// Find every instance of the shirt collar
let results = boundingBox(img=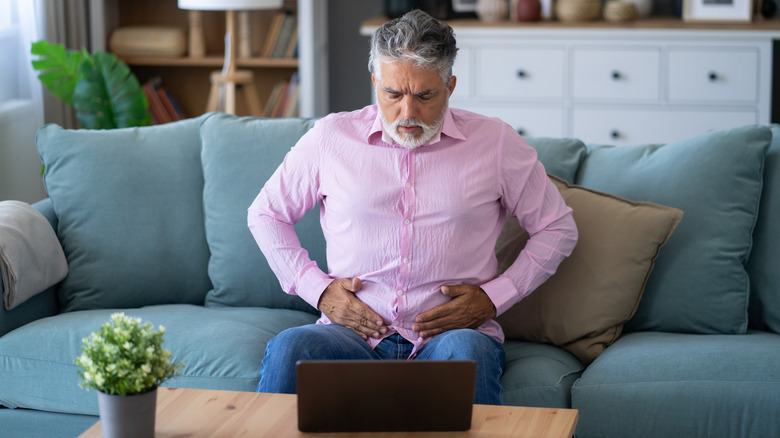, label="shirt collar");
[368,106,467,147]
